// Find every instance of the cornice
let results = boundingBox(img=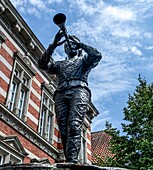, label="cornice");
[0,0,44,56]
[88,102,99,120]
